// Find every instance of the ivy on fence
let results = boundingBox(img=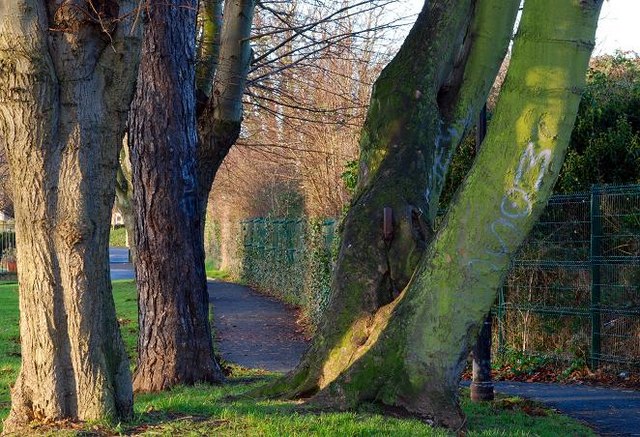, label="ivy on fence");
[235,184,640,368]
[239,217,337,328]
